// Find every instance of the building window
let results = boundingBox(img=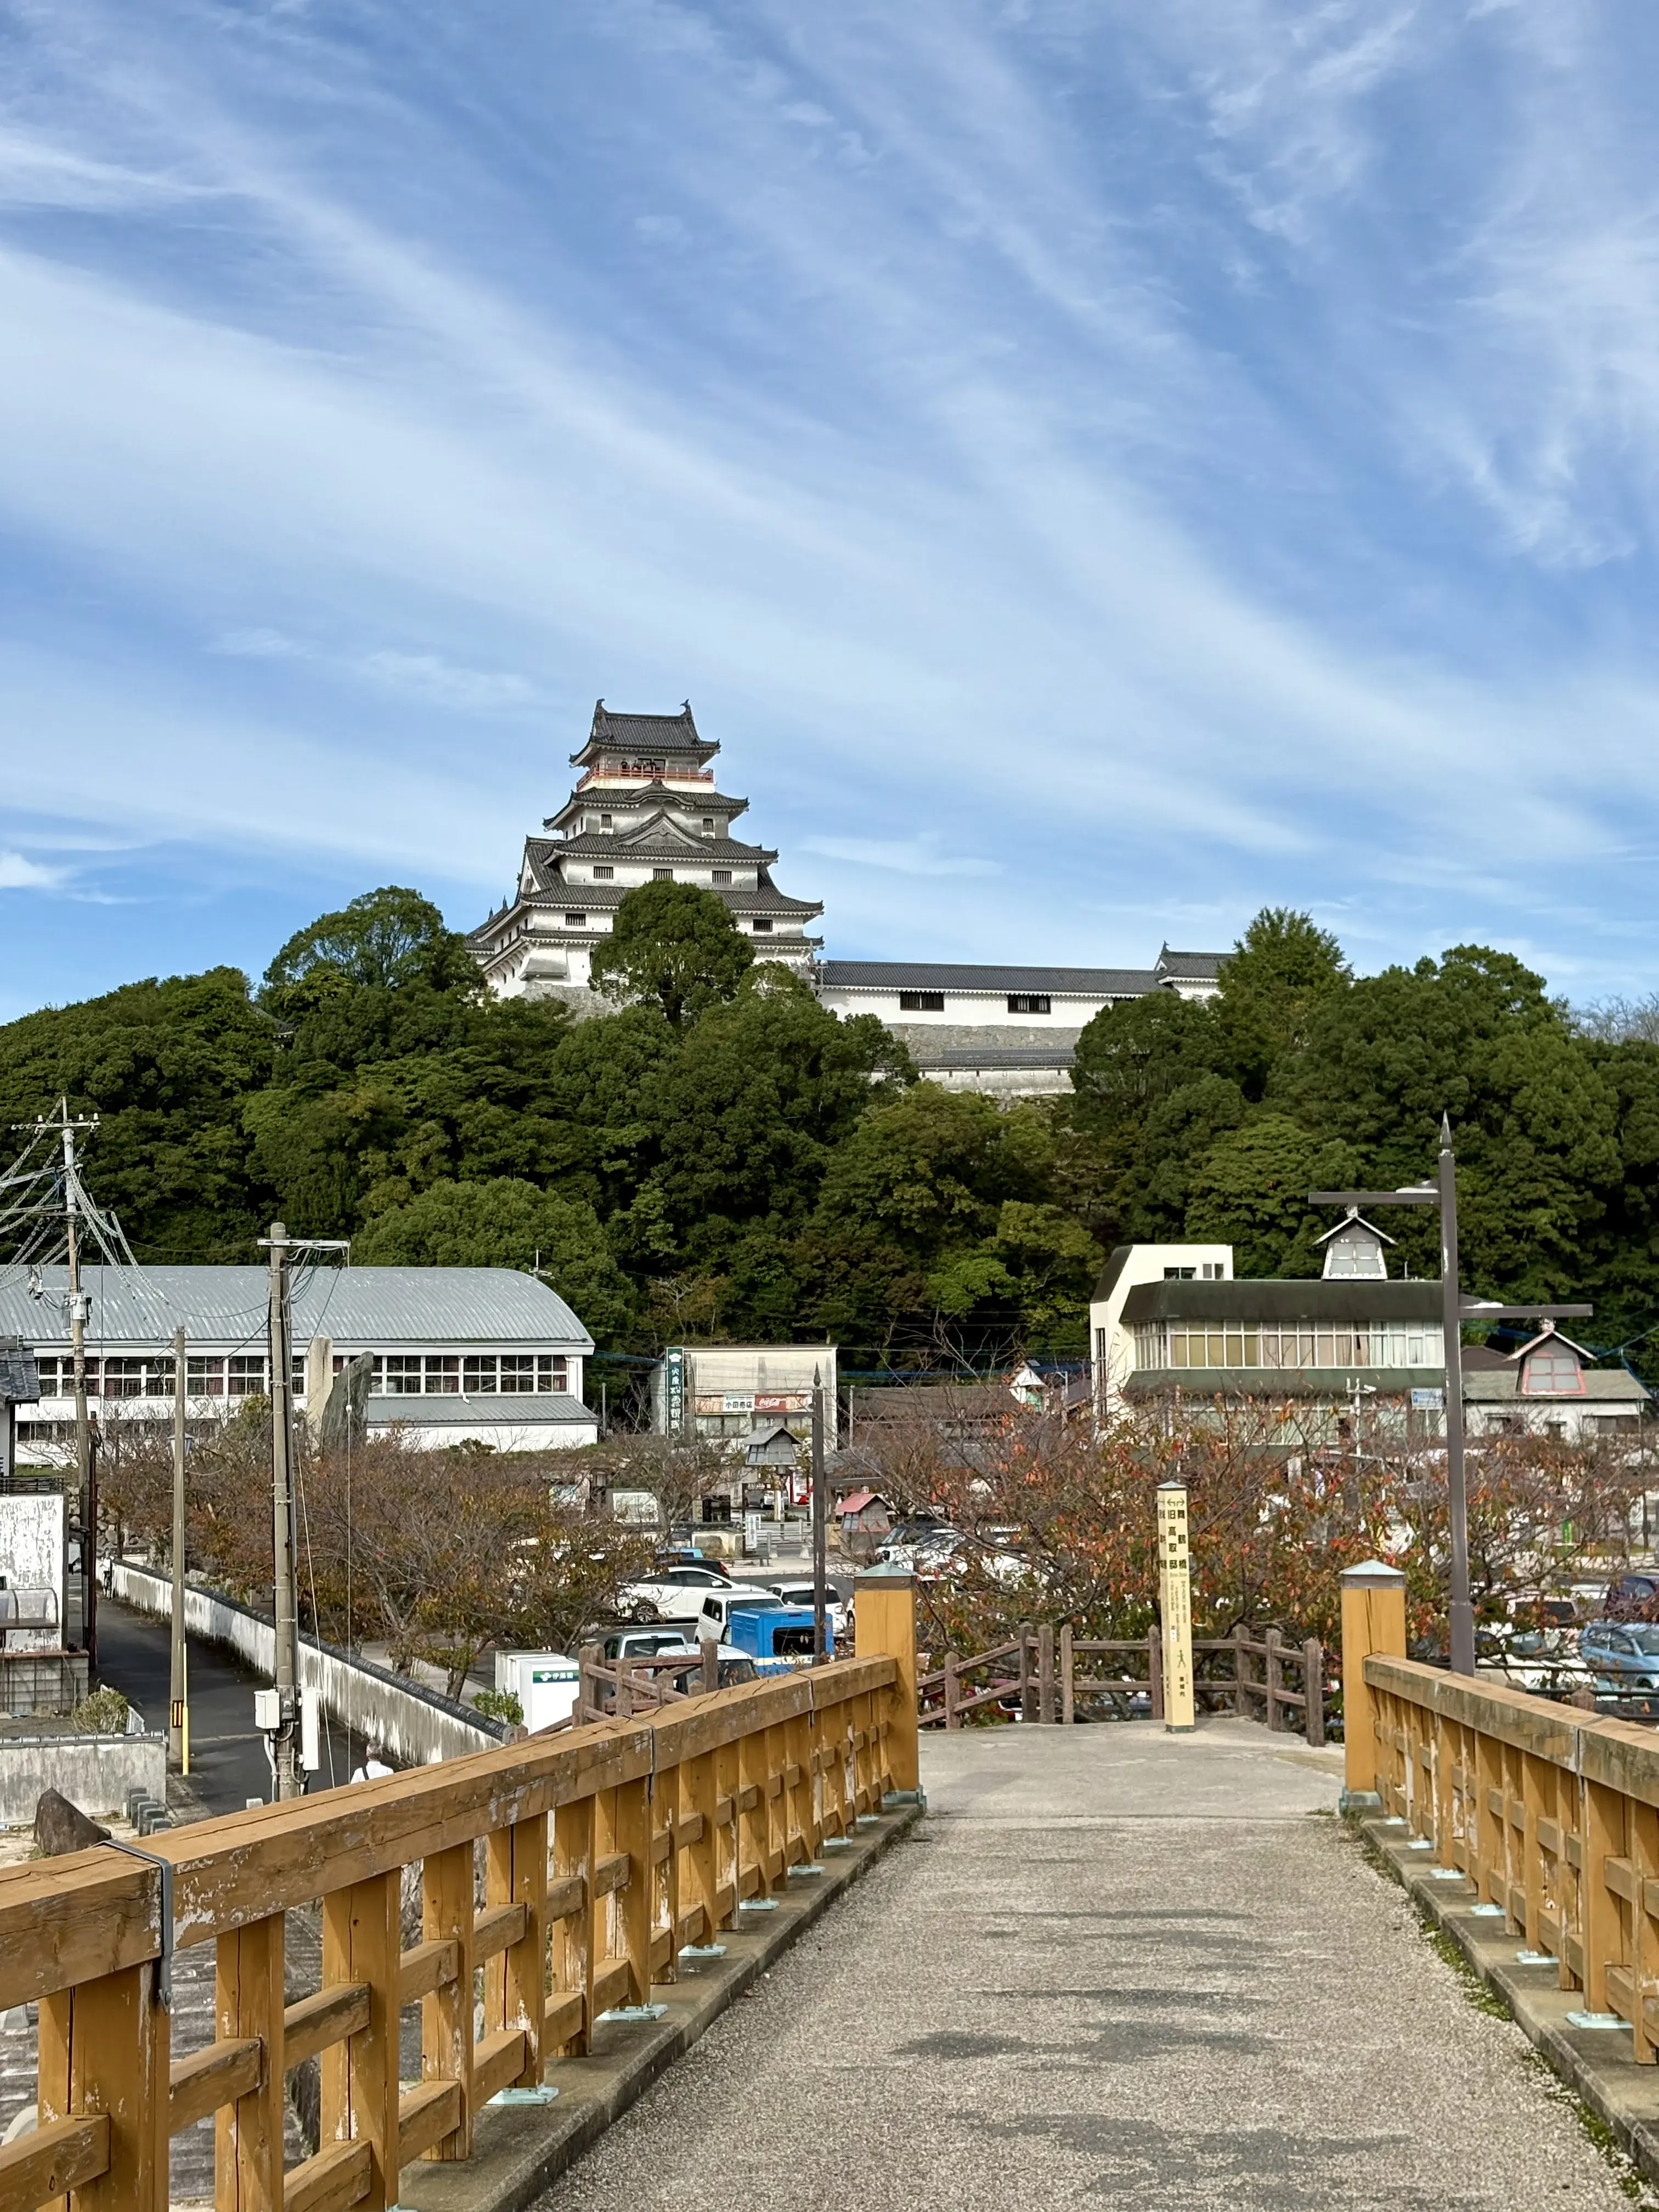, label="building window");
[565,912,586,927]
[1523,1346,1585,1395]
[1164,1266,1196,1280]
[594,865,614,880]
[228,1356,267,1398]
[539,1355,568,1392]
[713,870,731,885]
[752,918,773,933]
[1138,1321,1442,1372]
[601,813,613,827]
[1008,994,1051,1015]
[702,817,714,830]
[499,1355,535,1393]
[654,868,673,880]
[377,1355,423,1396]
[425,1357,461,1395]
[899,991,946,1012]
[1202,1263,1224,1279]
[186,1356,225,1397]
